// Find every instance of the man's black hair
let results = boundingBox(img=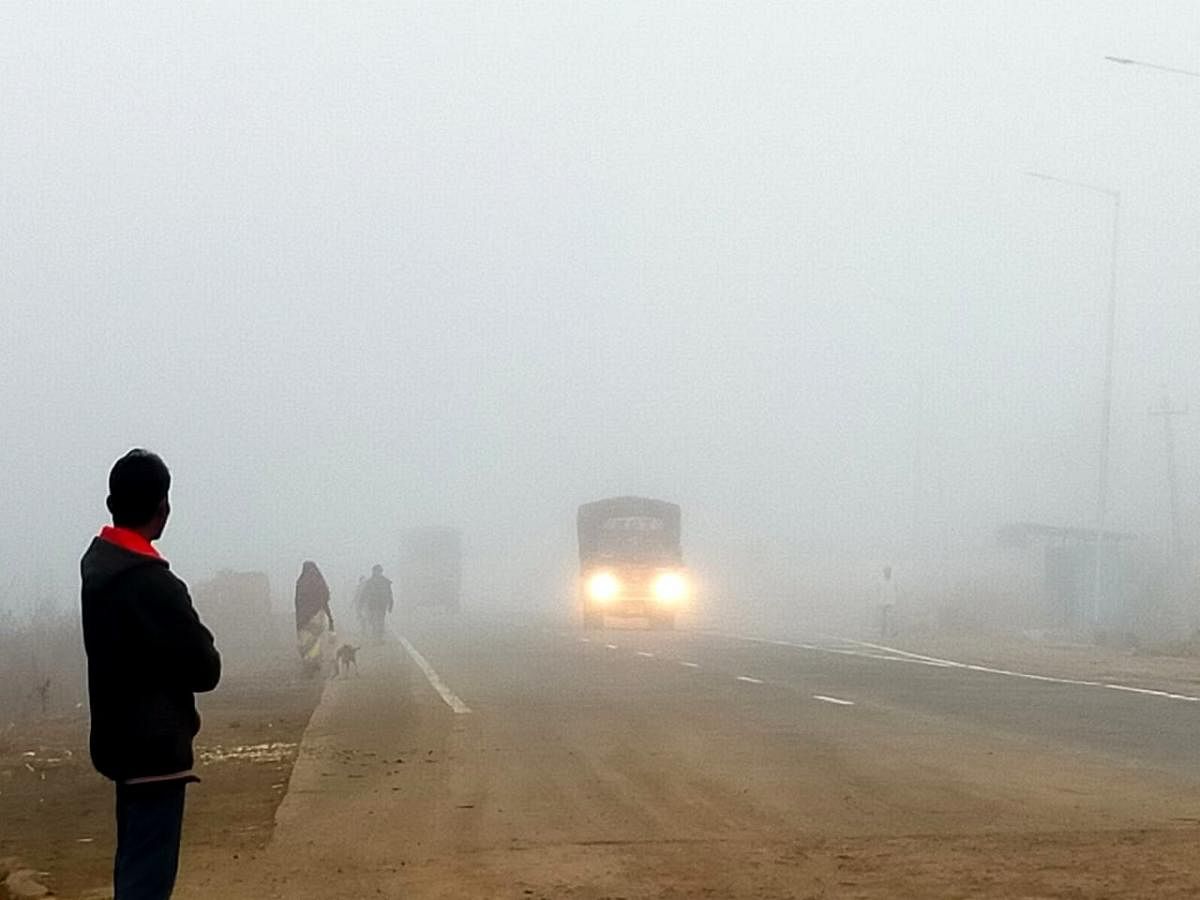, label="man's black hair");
[107,449,171,527]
